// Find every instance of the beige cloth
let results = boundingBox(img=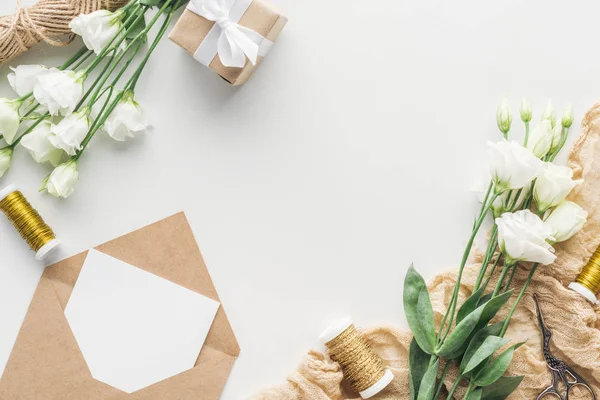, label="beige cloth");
[253,103,600,400]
